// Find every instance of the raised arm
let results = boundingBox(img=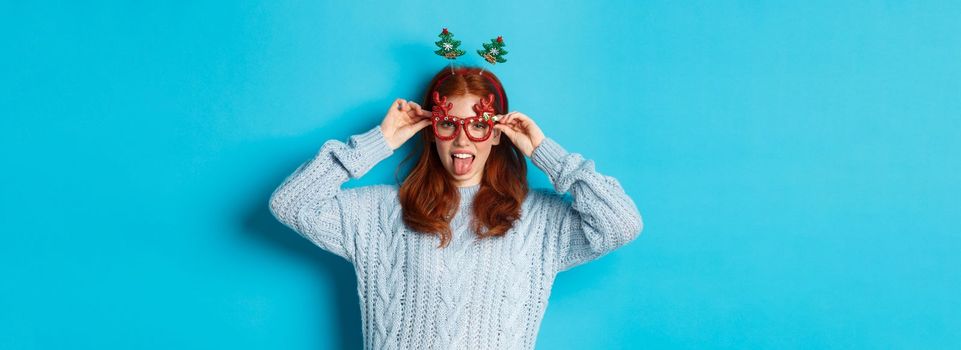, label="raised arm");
[268,124,393,263]
[531,137,644,274]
